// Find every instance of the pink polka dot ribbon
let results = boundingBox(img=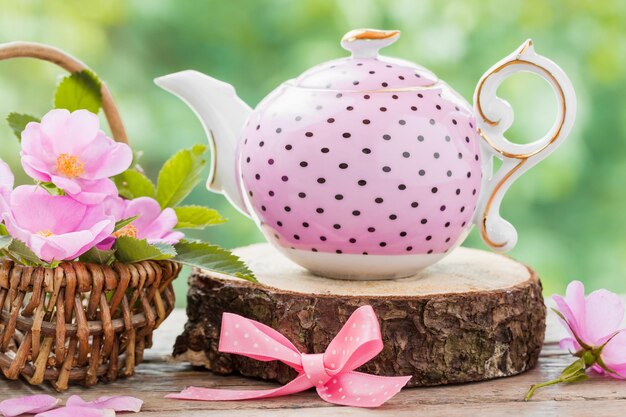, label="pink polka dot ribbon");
[166,305,411,408]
